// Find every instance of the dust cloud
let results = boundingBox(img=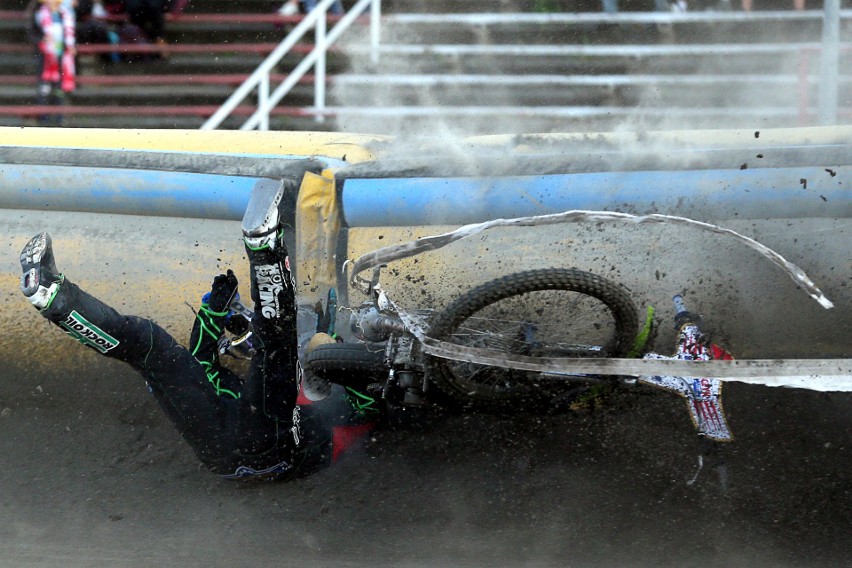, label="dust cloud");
[331,12,827,139]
